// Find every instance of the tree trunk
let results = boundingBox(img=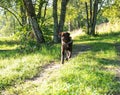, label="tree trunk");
[20,4,27,25]
[53,0,59,43]
[37,0,45,19]
[53,0,69,43]
[85,2,89,34]
[89,0,93,35]
[85,0,98,36]
[23,0,45,43]
[41,1,48,25]
[58,0,69,32]
[91,0,98,35]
